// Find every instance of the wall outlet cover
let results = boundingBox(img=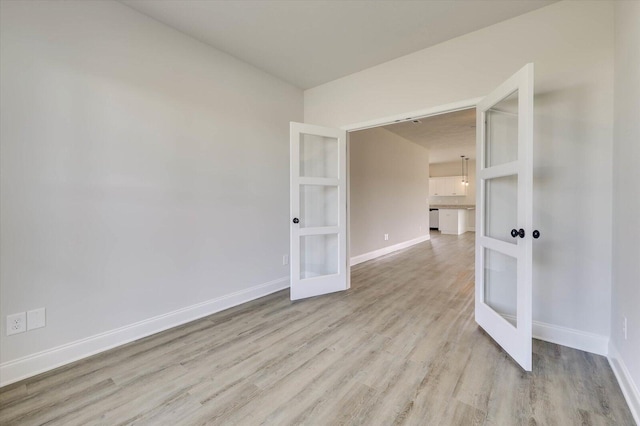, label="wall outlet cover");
[7,312,26,335]
[27,308,46,331]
